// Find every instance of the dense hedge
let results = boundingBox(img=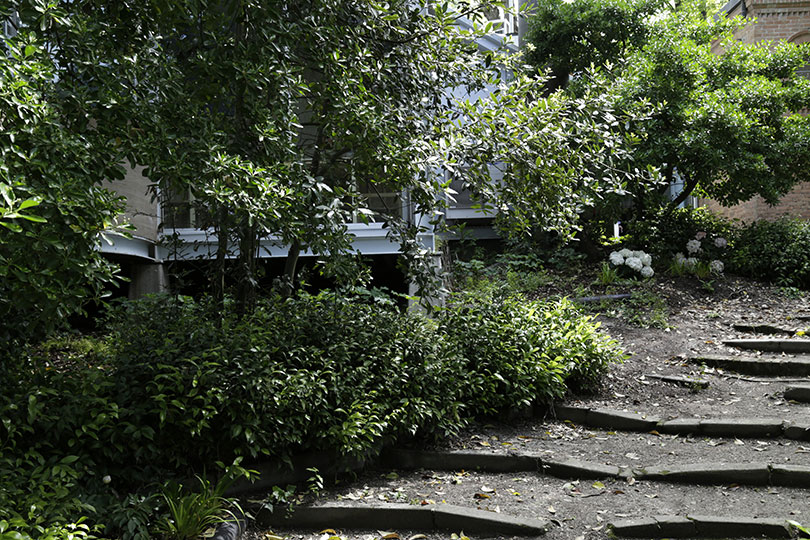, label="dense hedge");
[625,208,810,290]
[626,206,738,260]
[731,217,810,289]
[1,291,623,538]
